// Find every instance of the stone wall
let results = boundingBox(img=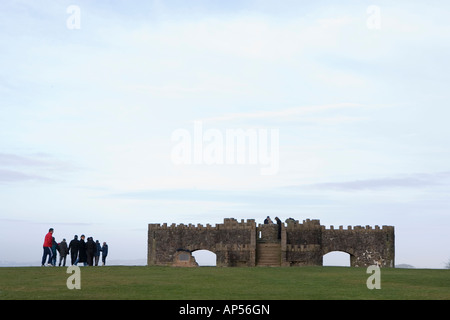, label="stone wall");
[322,225,395,267]
[283,219,323,266]
[148,218,257,267]
[257,224,279,242]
